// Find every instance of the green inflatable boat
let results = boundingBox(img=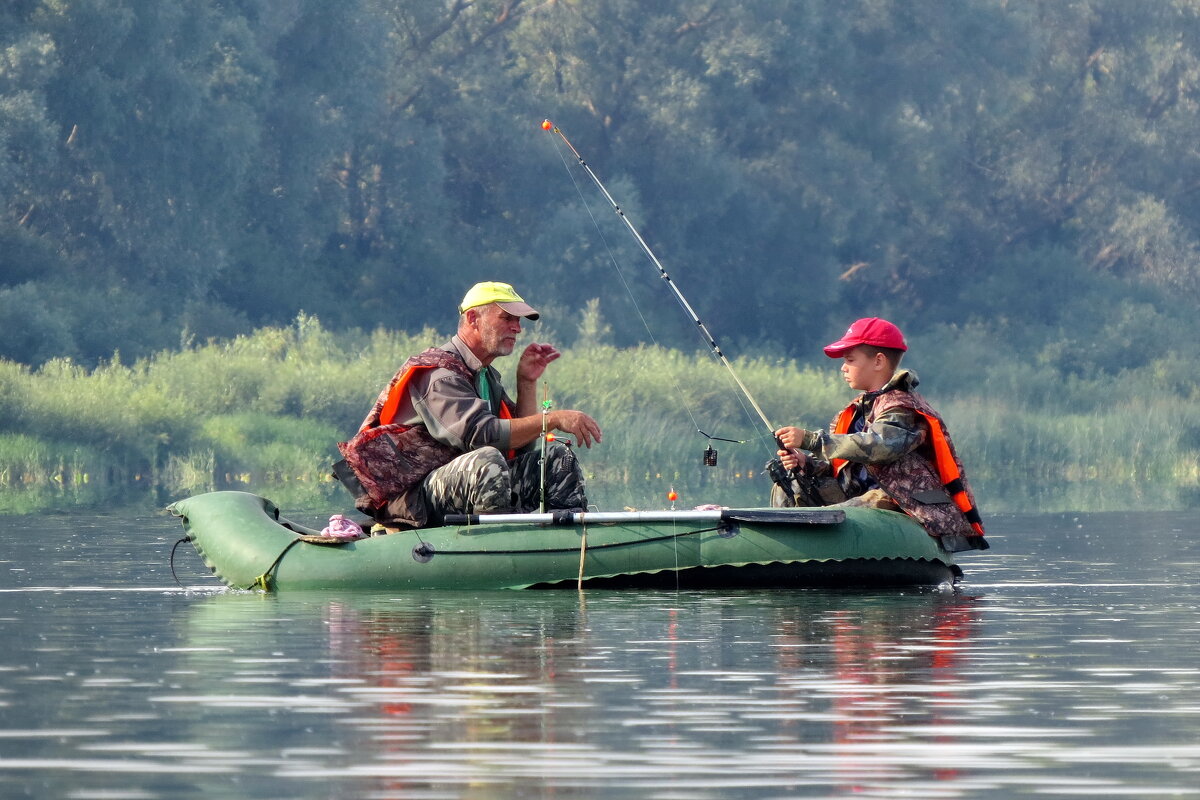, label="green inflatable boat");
[168,491,964,591]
